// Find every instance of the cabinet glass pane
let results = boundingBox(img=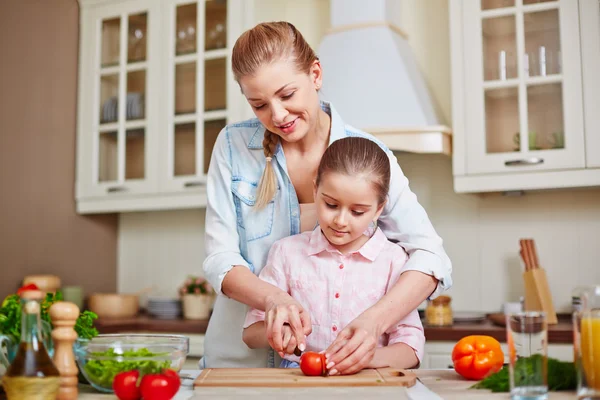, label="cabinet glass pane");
[482,16,517,81]
[99,131,118,182]
[484,87,519,154]
[481,0,514,10]
[101,18,120,67]
[204,119,226,173]
[174,122,196,176]
[125,128,145,179]
[175,62,196,115]
[100,74,119,124]
[205,0,227,51]
[176,3,197,55]
[205,58,226,111]
[127,70,145,121]
[128,13,147,63]
[524,10,561,77]
[527,83,564,150]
